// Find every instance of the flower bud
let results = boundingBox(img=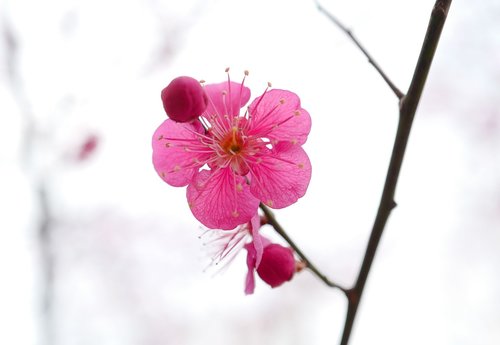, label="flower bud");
[161,76,208,122]
[256,244,295,288]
